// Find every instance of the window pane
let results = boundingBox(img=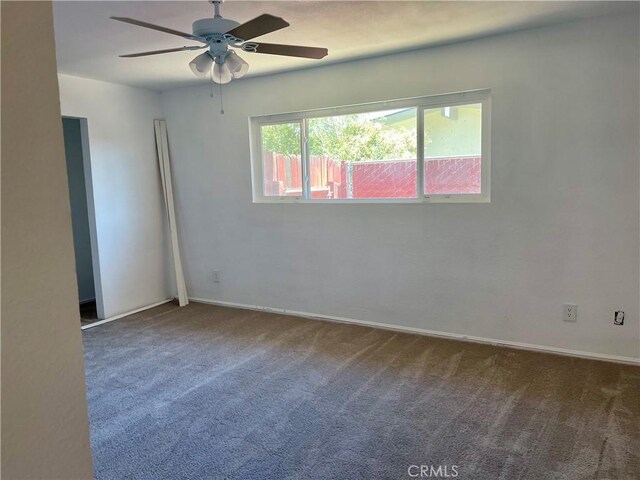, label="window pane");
[261,123,302,197]
[308,108,417,199]
[424,103,482,195]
